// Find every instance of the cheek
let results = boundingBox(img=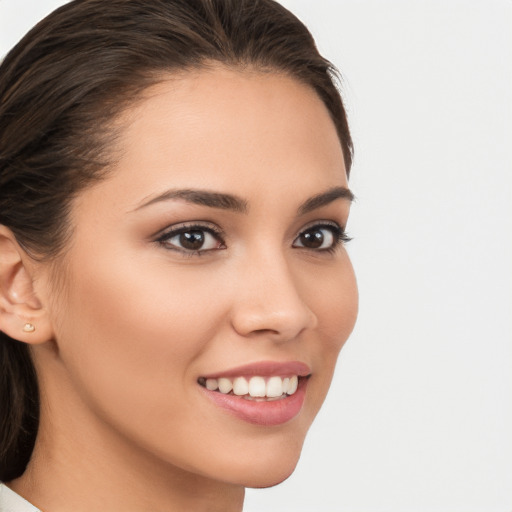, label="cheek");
[327,261,358,354]
[306,251,358,350]
[53,250,229,424]
[303,252,358,399]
